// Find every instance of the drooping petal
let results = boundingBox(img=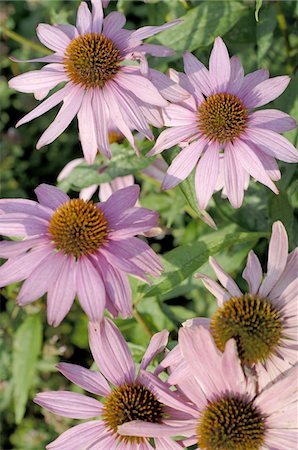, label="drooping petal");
[162,138,206,190]
[259,221,289,297]
[223,143,245,208]
[36,85,84,149]
[76,256,106,321]
[248,109,296,133]
[0,198,52,220]
[209,36,231,92]
[35,184,70,210]
[92,88,111,159]
[129,20,181,41]
[100,185,140,224]
[0,236,46,258]
[148,125,198,156]
[242,250,263,294]
[16,83,73,128]
[243,75,290,108]
[148,69,190,103]
[195,142,219,210]
[77,90,98,164]
[34,391,102,419]
[140,330,169,371]
[76,1,92,35]
[47,254,76,327]
[9,69,68,94]
[163,104,196,127]
[237,68,269,101]
[0,213,48,238]
[36,23,71,53]
[88,318,135,386]
[209,256,242,297]
[57,363,111,396]
[245,128,298,163]
[194,273,230,306]
[108,207,159,239]
[46,421,106,450]
[10,54,63,64]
